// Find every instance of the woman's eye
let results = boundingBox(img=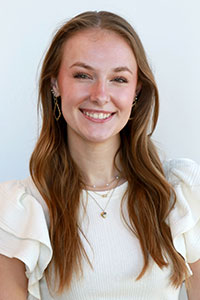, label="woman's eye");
[113,77,128,83]
[73,73,91,79]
